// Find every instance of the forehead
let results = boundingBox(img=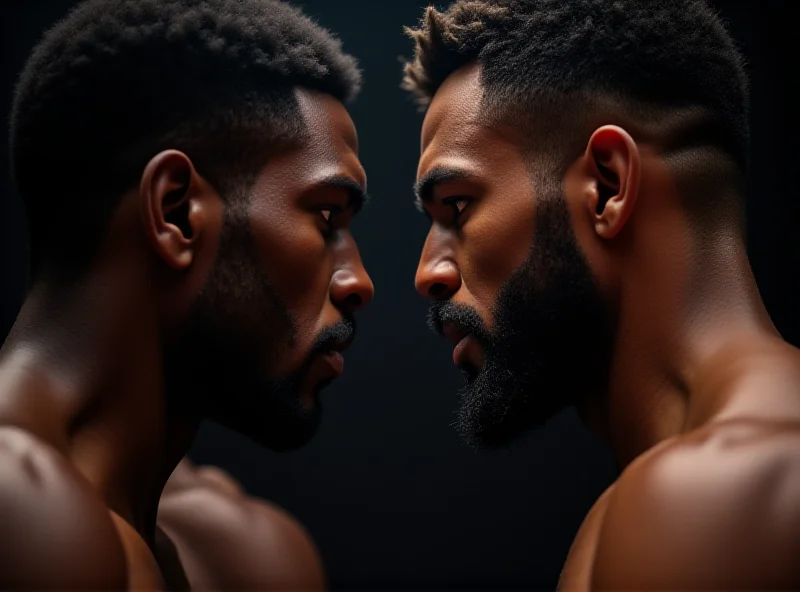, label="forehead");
[295,88,360,161]
[421,63,483,151]
[250,89,365,203]
[418,63,524,179]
